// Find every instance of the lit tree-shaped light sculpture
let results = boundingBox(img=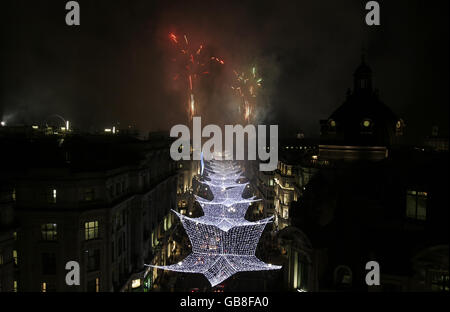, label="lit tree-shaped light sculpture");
[146,160,281,287]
